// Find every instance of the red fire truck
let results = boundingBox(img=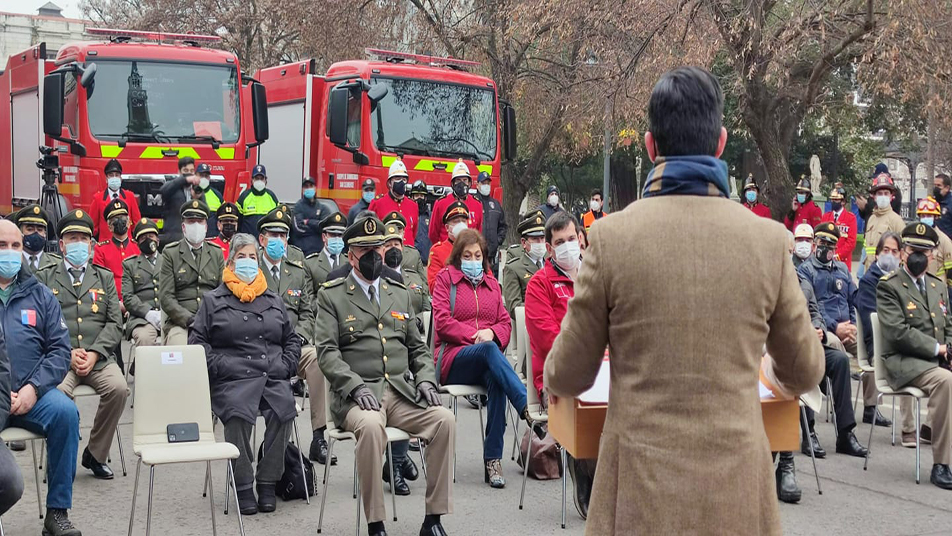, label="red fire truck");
[255,48,516,211]
[0,28,268,227]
